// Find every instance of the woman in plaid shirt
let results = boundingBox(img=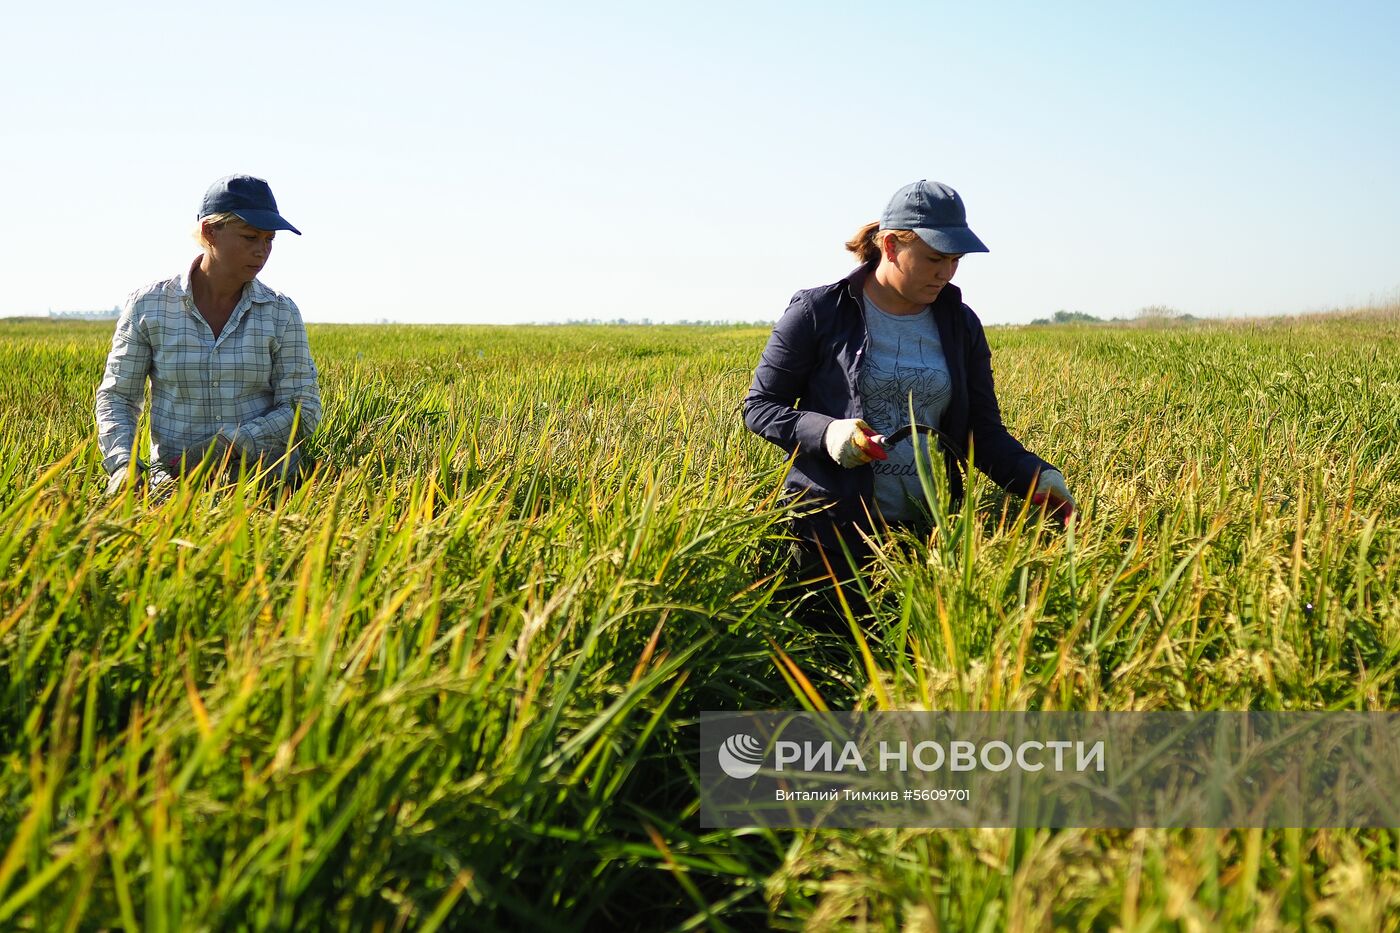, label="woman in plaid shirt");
[96,175,322,493]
